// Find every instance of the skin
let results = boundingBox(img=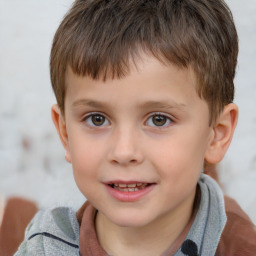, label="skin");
[52,55,238,256]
